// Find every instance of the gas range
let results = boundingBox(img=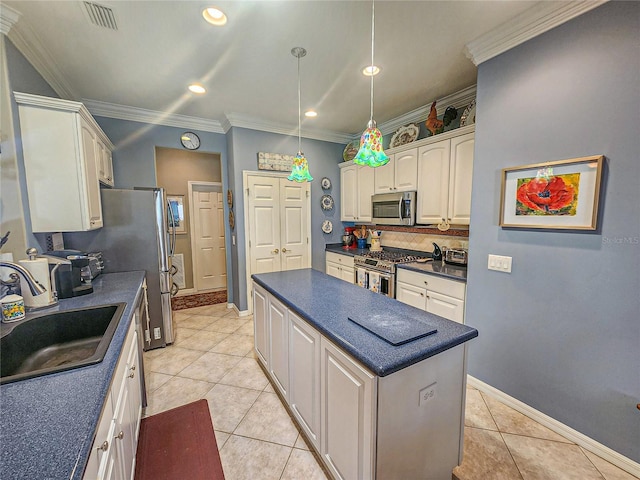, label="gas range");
[354,251,429,274]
